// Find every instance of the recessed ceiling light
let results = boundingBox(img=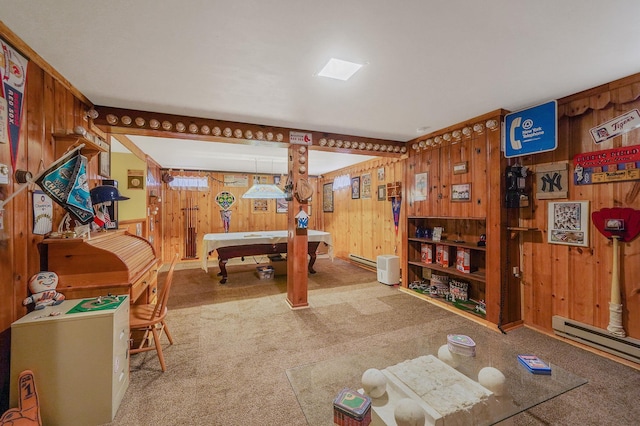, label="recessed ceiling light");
[317,58,363,81]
